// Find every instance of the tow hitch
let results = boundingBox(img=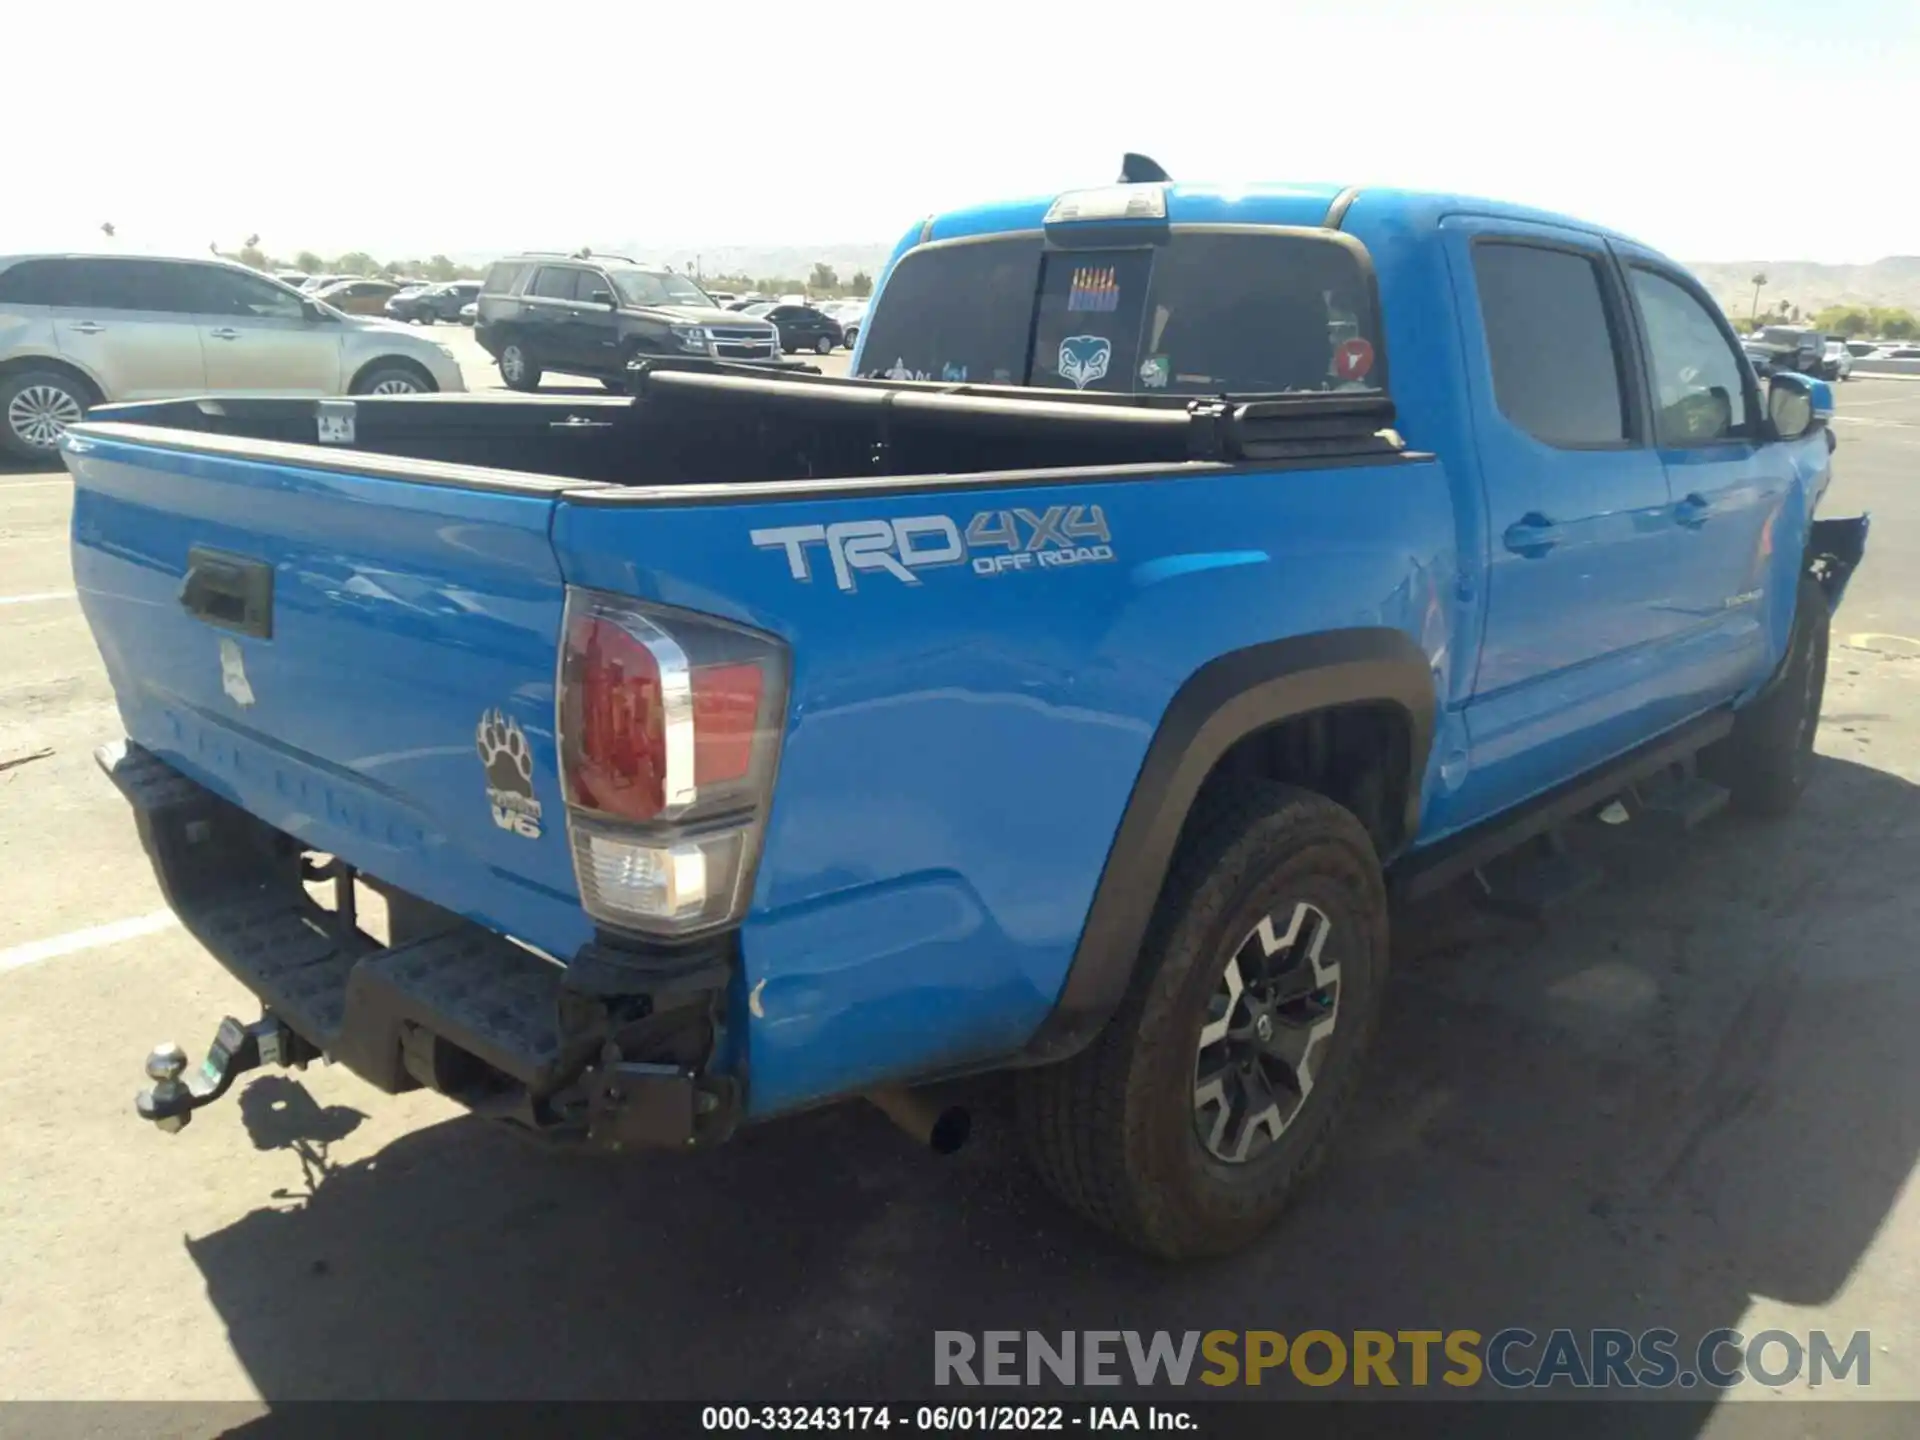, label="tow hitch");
[136,1014,317,1133]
